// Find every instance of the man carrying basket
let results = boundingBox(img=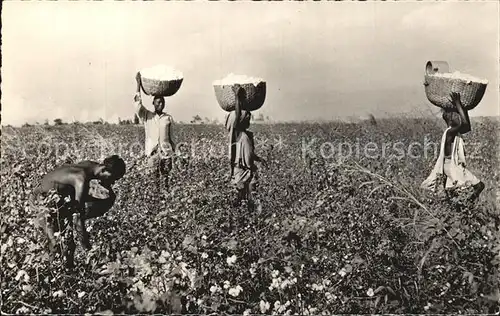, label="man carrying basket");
[134,72,177,194]
[226,84,267,207]
[421,92,485,203]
